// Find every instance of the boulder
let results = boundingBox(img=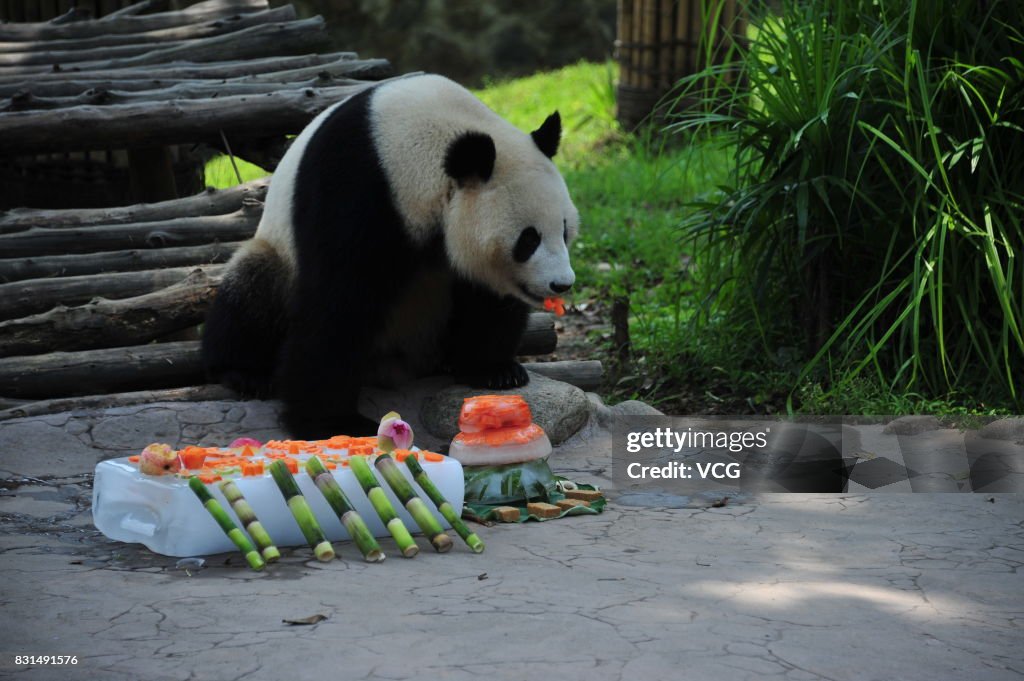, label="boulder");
[420,371,589,445]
